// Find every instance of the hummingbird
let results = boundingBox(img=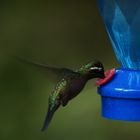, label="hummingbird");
[16,58,105,131]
